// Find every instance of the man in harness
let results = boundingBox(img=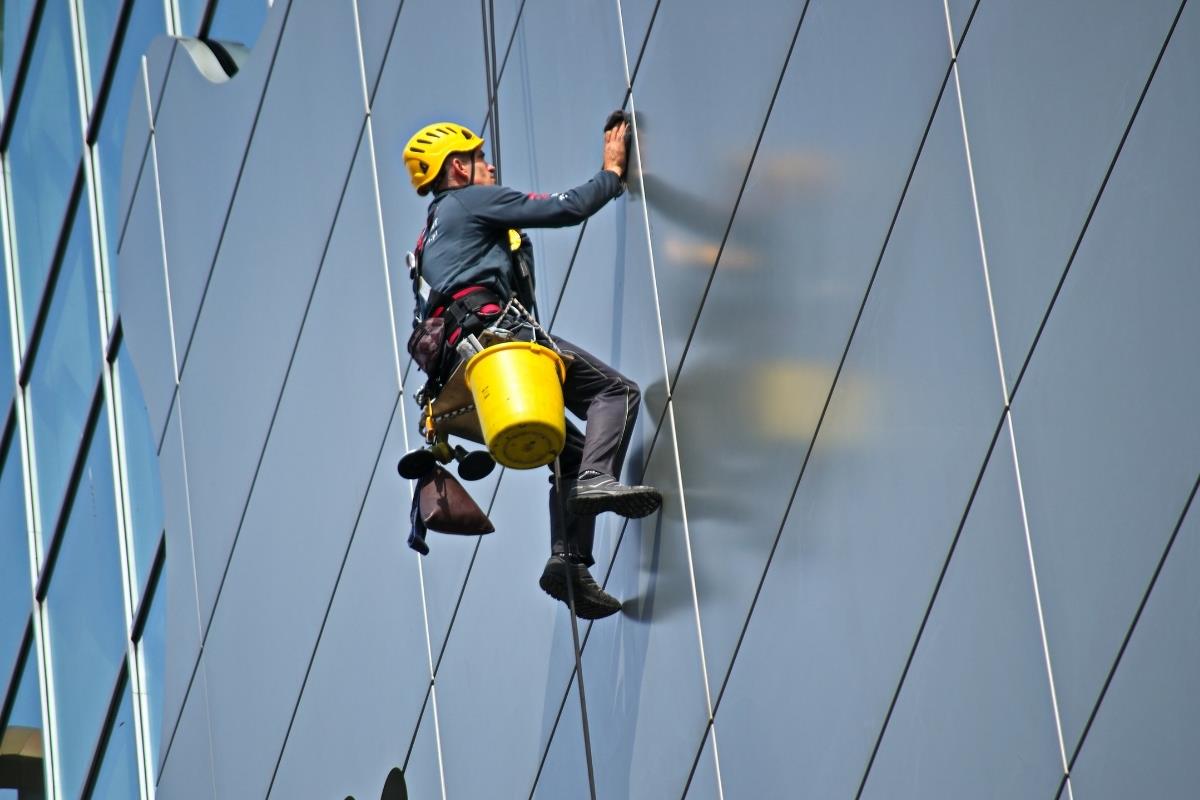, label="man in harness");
[403,118,661,619]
